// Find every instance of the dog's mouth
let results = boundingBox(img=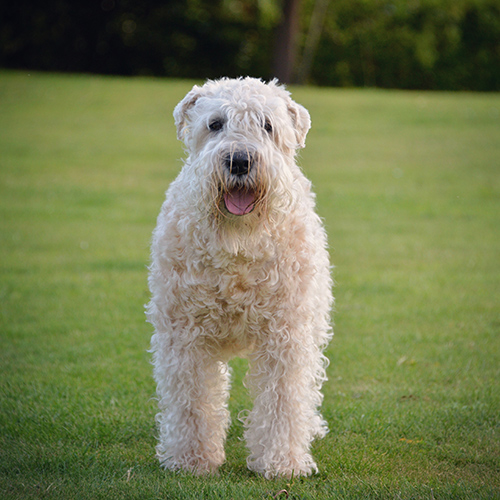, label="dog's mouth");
[223,187,256,216]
